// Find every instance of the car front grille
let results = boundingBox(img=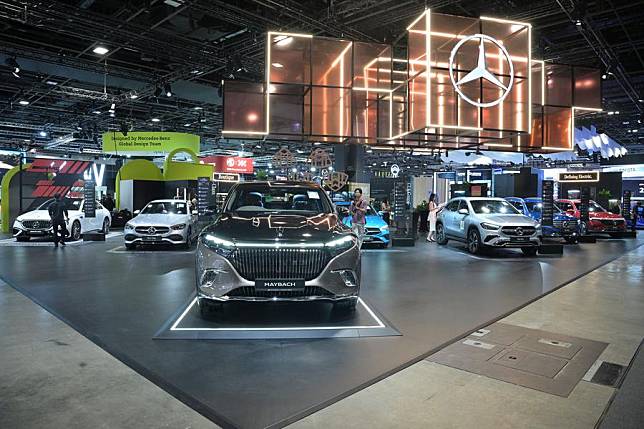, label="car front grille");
[229,248,330,281]
[22,220,51,229]
[553,220,576,229]
[134,226,170,234]
[366,227,381,235]
[501,226,536,236]
[225,286,334,298]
